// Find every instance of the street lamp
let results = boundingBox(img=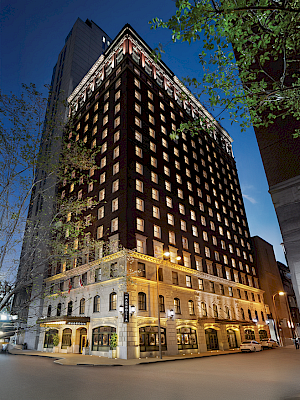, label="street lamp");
[272,291,285,346]
[156,252,181,359]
